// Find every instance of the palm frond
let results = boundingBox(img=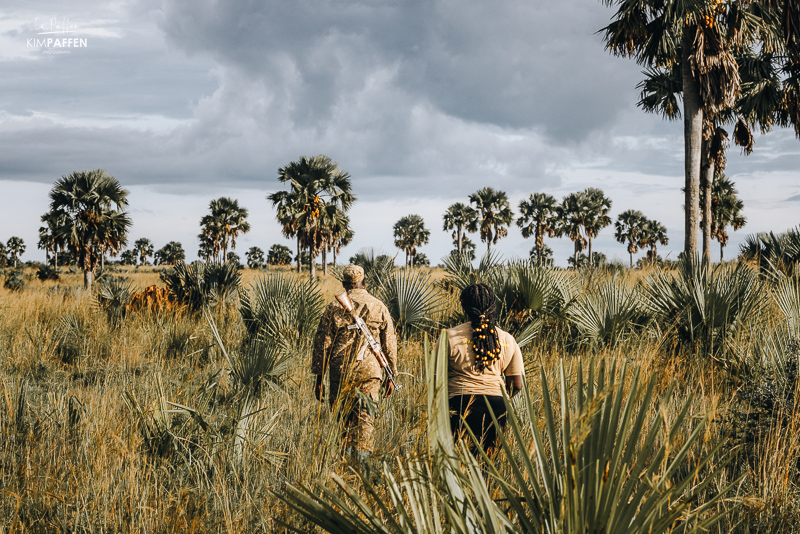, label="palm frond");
[377,269,447,337]
[238,273,324,355]
[568,278,649,347]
